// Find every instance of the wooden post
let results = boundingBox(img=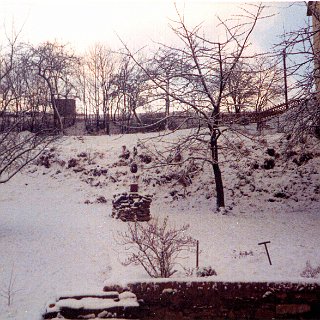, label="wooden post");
[283,49,289,110]
[196,240,199,269]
